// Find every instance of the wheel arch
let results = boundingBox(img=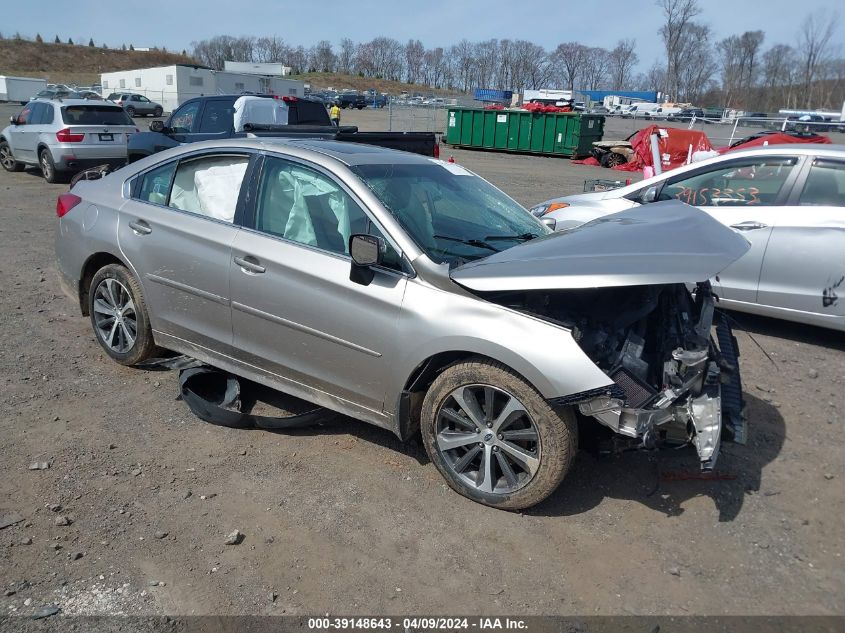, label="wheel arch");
[395,349,550,442]
[78,252,129,316]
